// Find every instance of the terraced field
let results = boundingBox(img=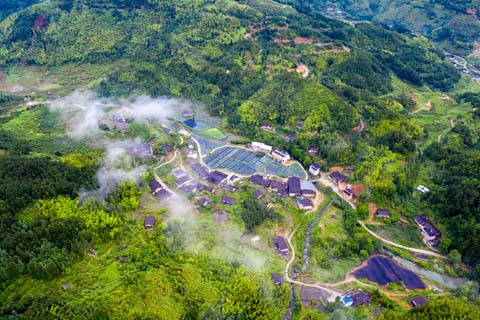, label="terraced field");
[204,146,306,178]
